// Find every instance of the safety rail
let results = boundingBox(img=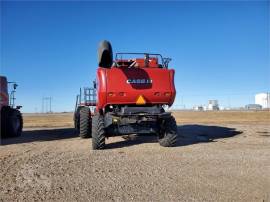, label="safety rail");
[75,87,96,112]
[115,53,171,68]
